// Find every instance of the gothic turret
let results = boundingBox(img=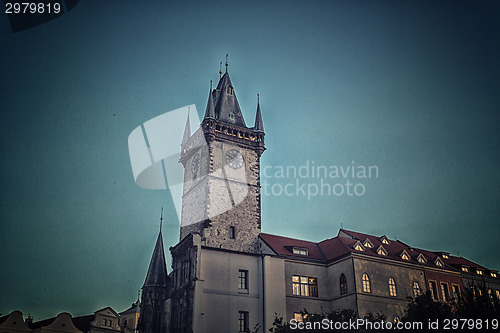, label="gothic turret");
[139,215,169,333]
